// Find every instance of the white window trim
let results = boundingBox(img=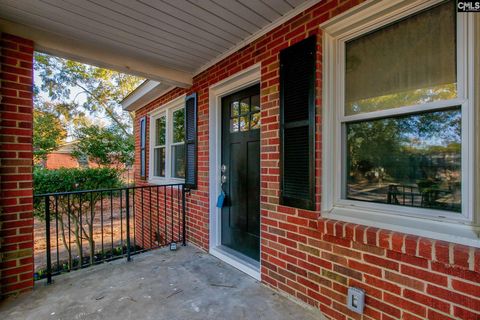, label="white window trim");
[321,0,480,247]
[148,94,186,185]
